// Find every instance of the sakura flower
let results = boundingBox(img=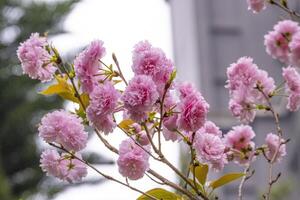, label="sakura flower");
[87,82,120,134]
[289,32,300,67]
[282,66,300,111]
[197,121,222,137]
[132,41,174,91]
[40,150,87,183]
[38,110,88,151]
[226,57,275,122]
[193,133,227,171]
[122,75,159,122]
[247,0,266,13]
[17,33,56,82]
[225,125,256,165]
[265,133,286,162]
[264,20,300,63]
[117,139,150,180]
[74,40,106,93]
